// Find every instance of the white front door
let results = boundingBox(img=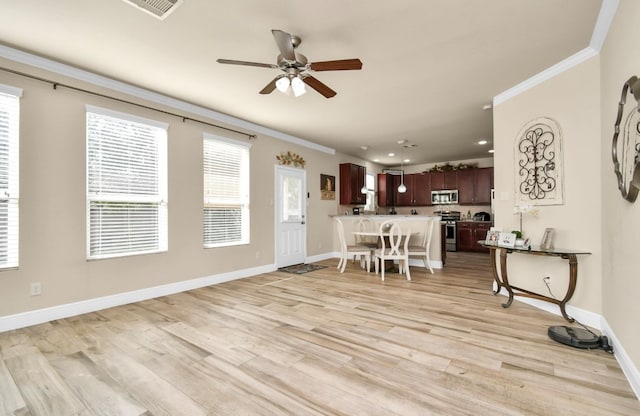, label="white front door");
[275,166,307,267]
